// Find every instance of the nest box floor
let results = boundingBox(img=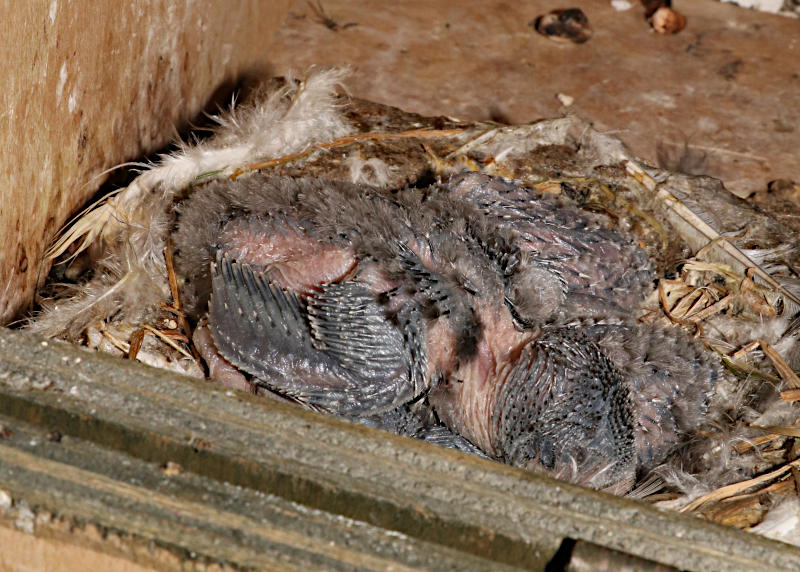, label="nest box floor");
[268,0,799,198]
